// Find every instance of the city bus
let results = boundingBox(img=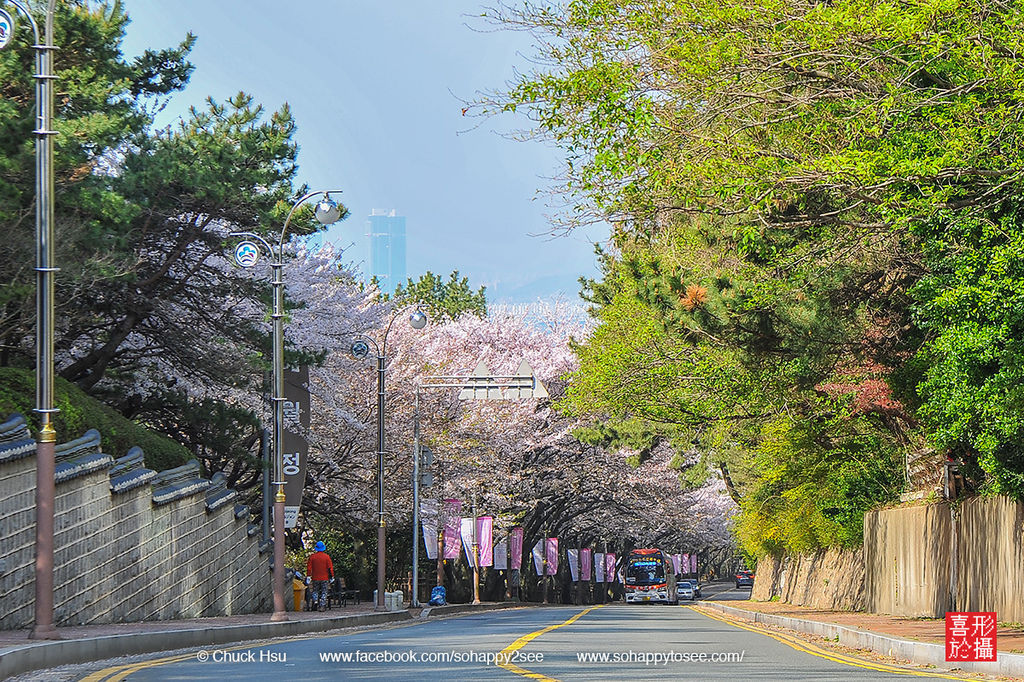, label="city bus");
[624,548,677,604]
